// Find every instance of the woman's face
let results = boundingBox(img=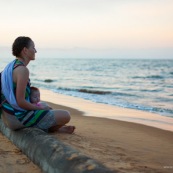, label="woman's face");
[26,41,37,60]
